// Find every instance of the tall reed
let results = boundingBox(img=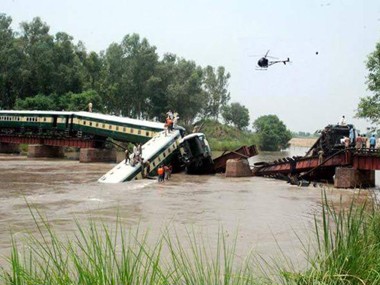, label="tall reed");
[0,207,268,285]
[3,191,380,285]
[281,191,380,285]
